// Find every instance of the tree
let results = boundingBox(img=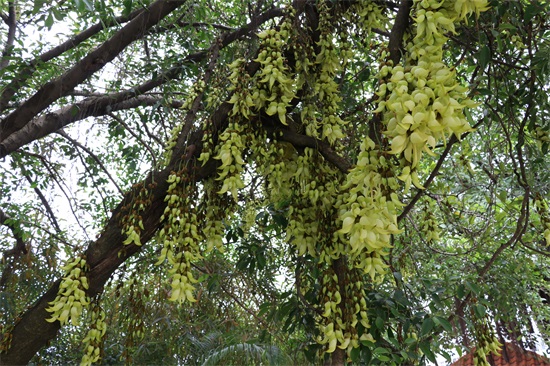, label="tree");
[0,0,549,365]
